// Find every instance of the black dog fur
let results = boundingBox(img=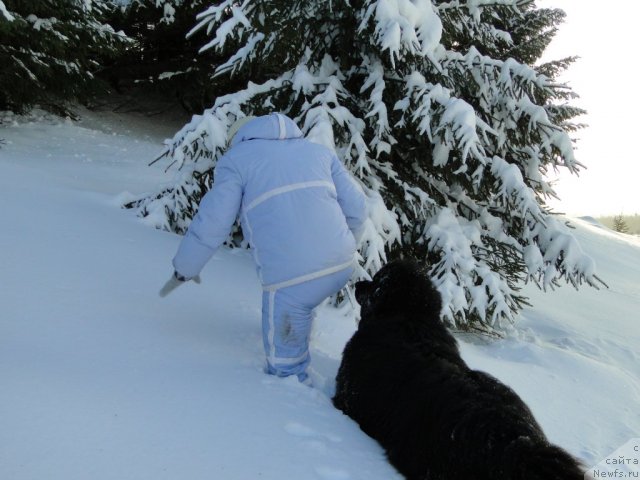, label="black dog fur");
[333,259,585,480]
